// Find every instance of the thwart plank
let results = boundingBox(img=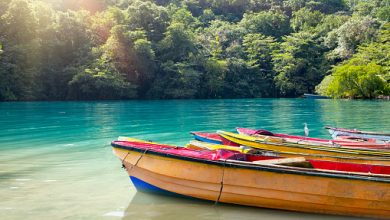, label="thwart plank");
[252,157,306,165]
